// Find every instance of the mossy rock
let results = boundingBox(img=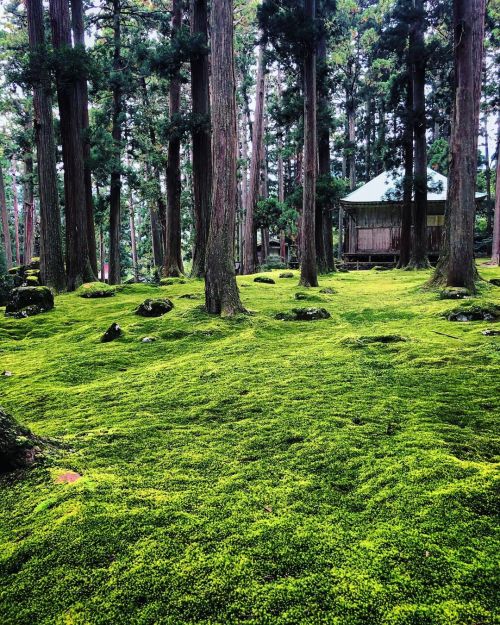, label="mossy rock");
[77,282,116,299]
[178,293,201,300]
[101,322,122,343]
[27,257,40,270]
[279,272,295,278]
[490,279,500,287]
[135,298,174,317]
[445,303,500,322]
[481,328,500,336]
[295,292,322,302]
[25,269,40,277]
[0,408,41,473]
[254,276,275,284]
[319,287,336,294]
[5,287,54,318]
[440,287,471,300]
[160,277,186,286]
[25,276,39,286]
[275,307,331,321]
